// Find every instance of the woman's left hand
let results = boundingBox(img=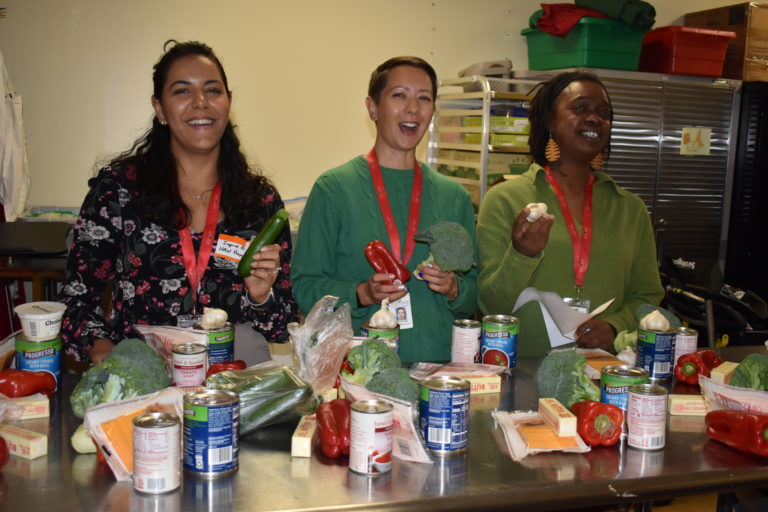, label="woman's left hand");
[575,318,616,351]
[417,261,459,301]
[243,244,282,304]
